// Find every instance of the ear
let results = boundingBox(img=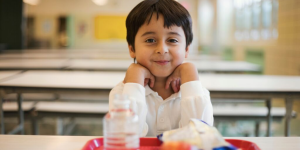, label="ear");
[184,45,190,58]
[128,45,136,58]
